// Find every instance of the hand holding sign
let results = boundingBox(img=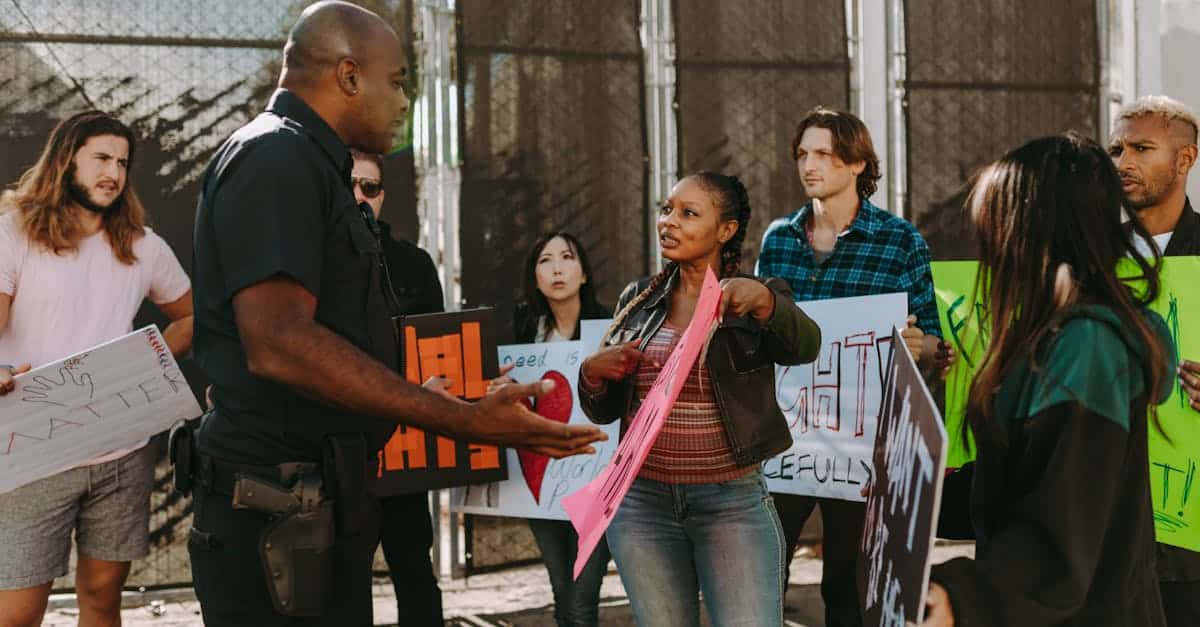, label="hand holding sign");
[917,583,955,627]
[1180,359,1200,411]
[487,363,517,394]
[0,363,31,396]
[933,341,957,381]
[718,277,775,322]
[580,341,648,384]
[422,375,456,399]
[901,315,927,365]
